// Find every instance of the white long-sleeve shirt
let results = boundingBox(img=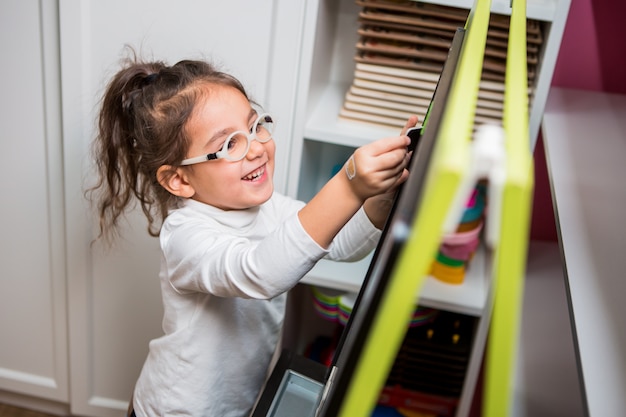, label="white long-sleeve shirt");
[133,193,381,417]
